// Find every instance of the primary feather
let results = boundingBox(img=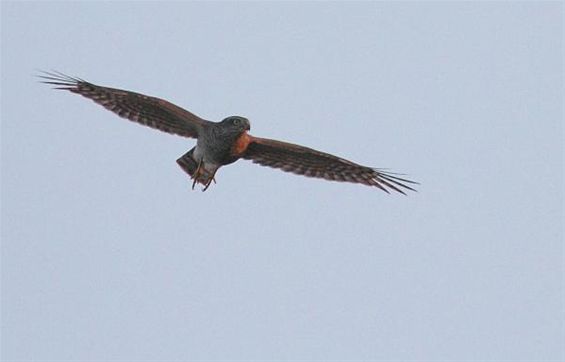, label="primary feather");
[38,71,210,138]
